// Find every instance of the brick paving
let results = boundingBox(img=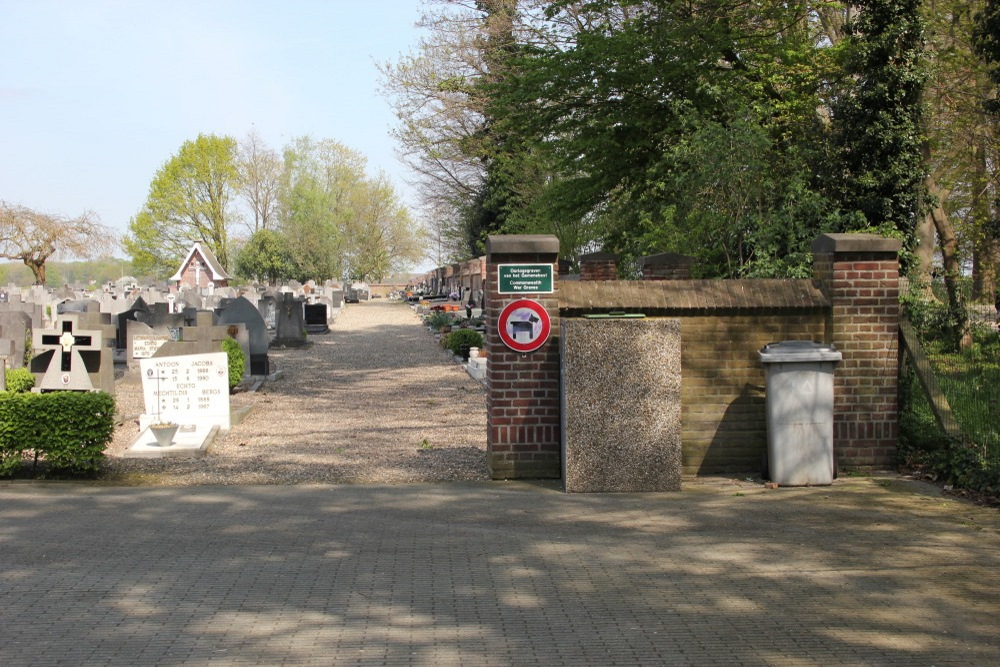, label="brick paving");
[1,477,998,665]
